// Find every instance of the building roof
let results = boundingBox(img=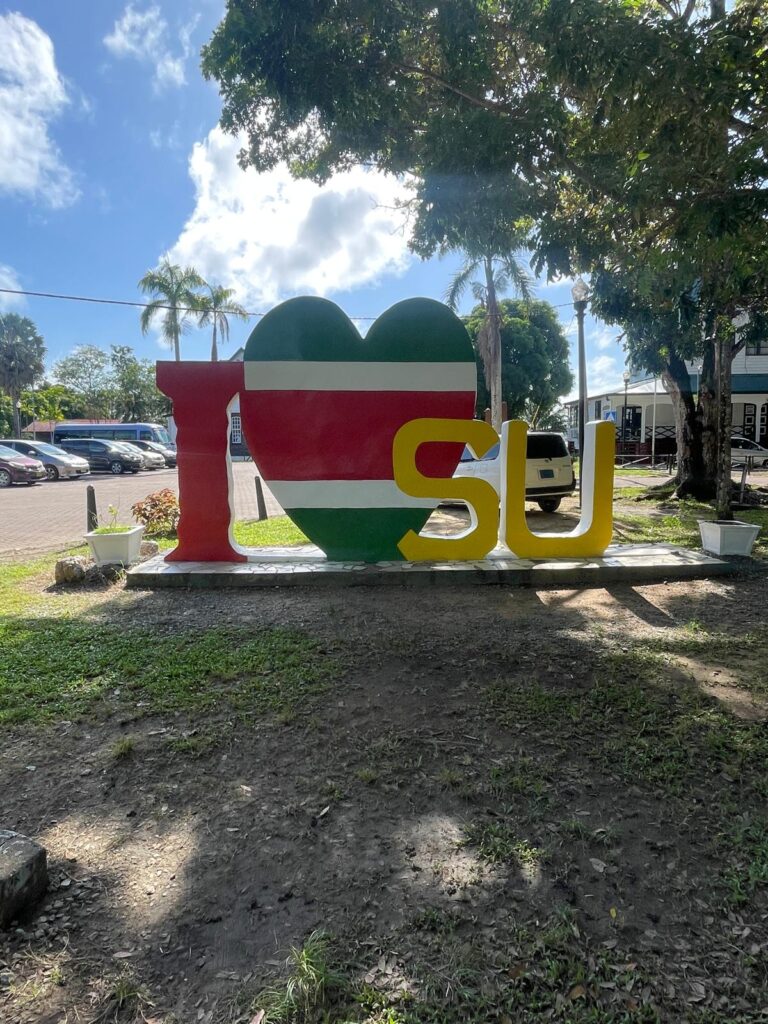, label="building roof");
[27,418,122,432]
